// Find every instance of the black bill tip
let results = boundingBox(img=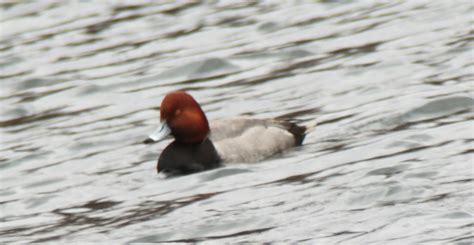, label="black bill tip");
[143,138,156,144]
